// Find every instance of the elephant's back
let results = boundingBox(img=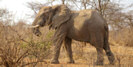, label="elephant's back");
[67,9,106,42]
[70,9,105,31]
